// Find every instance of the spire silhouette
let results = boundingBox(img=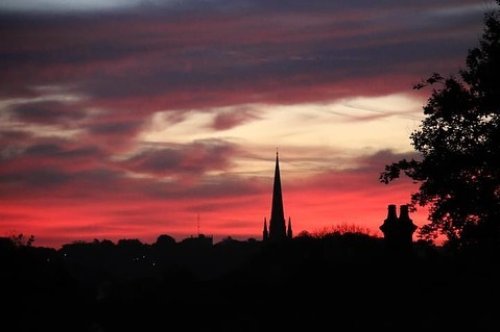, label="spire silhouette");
[287,217,293,239]
[263,218,269,241]
[267,152,288,241]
